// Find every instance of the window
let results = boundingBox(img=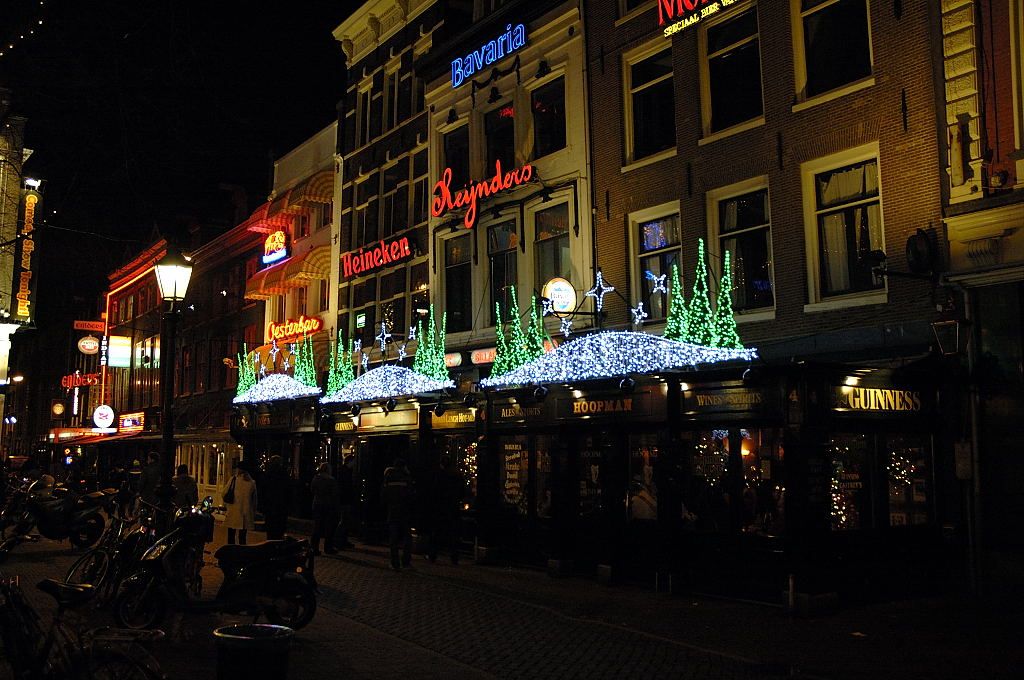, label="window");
[295,213,310,239]
[810,156,883,298]
[635,212,681,320]
[485,103,516,173]
[625,46,676,163]
[714,186,774,311]
[796,0,872,99]
[535,203,571,291]
[276,295,286,322]
[886,436,930,527]
[445,234,473,332]
[488,221,518,325]
[354,172,379,247]
[702,6,762,134]
[444,125,471,190]
[620,0,650,16]
[357,86,372,147]
[411,150,429,226]
[384,68,399,131]
[296,287,307,317]
[381,162,408,238]
[532,77,566,159]
[410,261,429,328]
[319,280,329,312]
